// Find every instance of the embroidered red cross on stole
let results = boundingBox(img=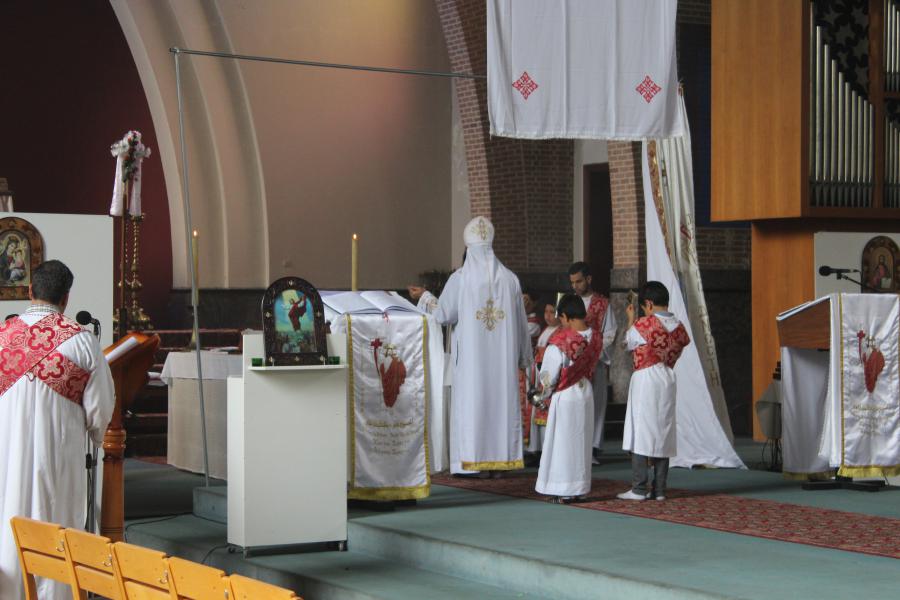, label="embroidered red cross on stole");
[632,316,690,371]
[0,313,90,405]
[585,293,610,333]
